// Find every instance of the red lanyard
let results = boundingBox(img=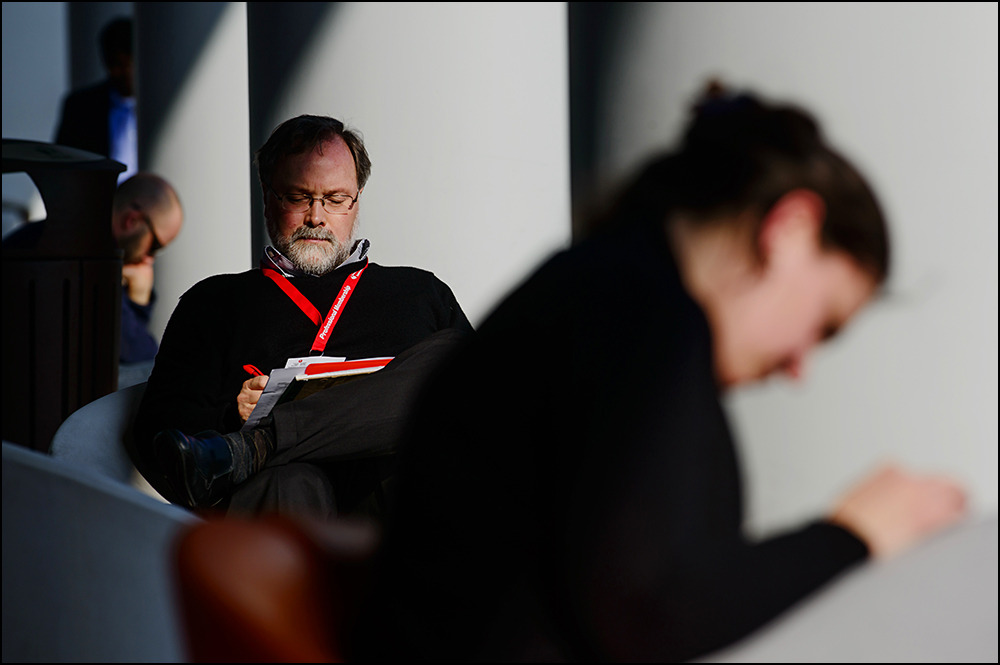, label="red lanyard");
[261,260,368,355]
